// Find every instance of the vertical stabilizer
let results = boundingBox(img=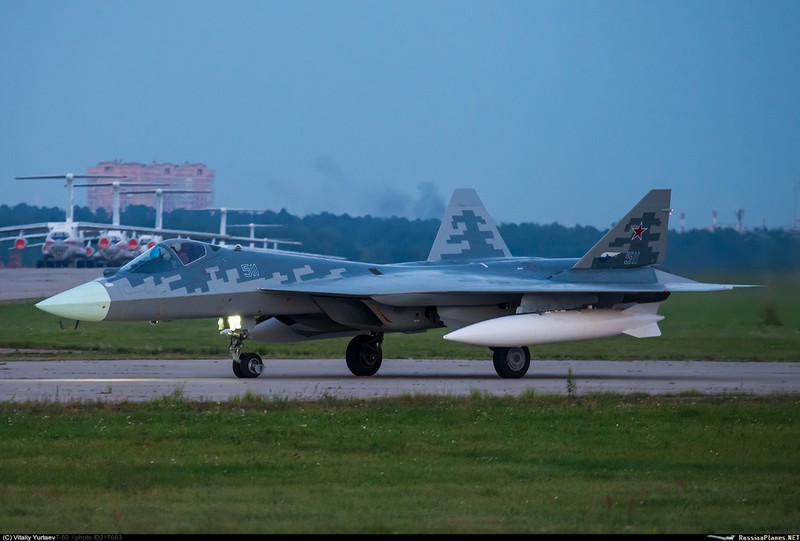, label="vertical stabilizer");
[572,189,671,269]
[427,189,511,261]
